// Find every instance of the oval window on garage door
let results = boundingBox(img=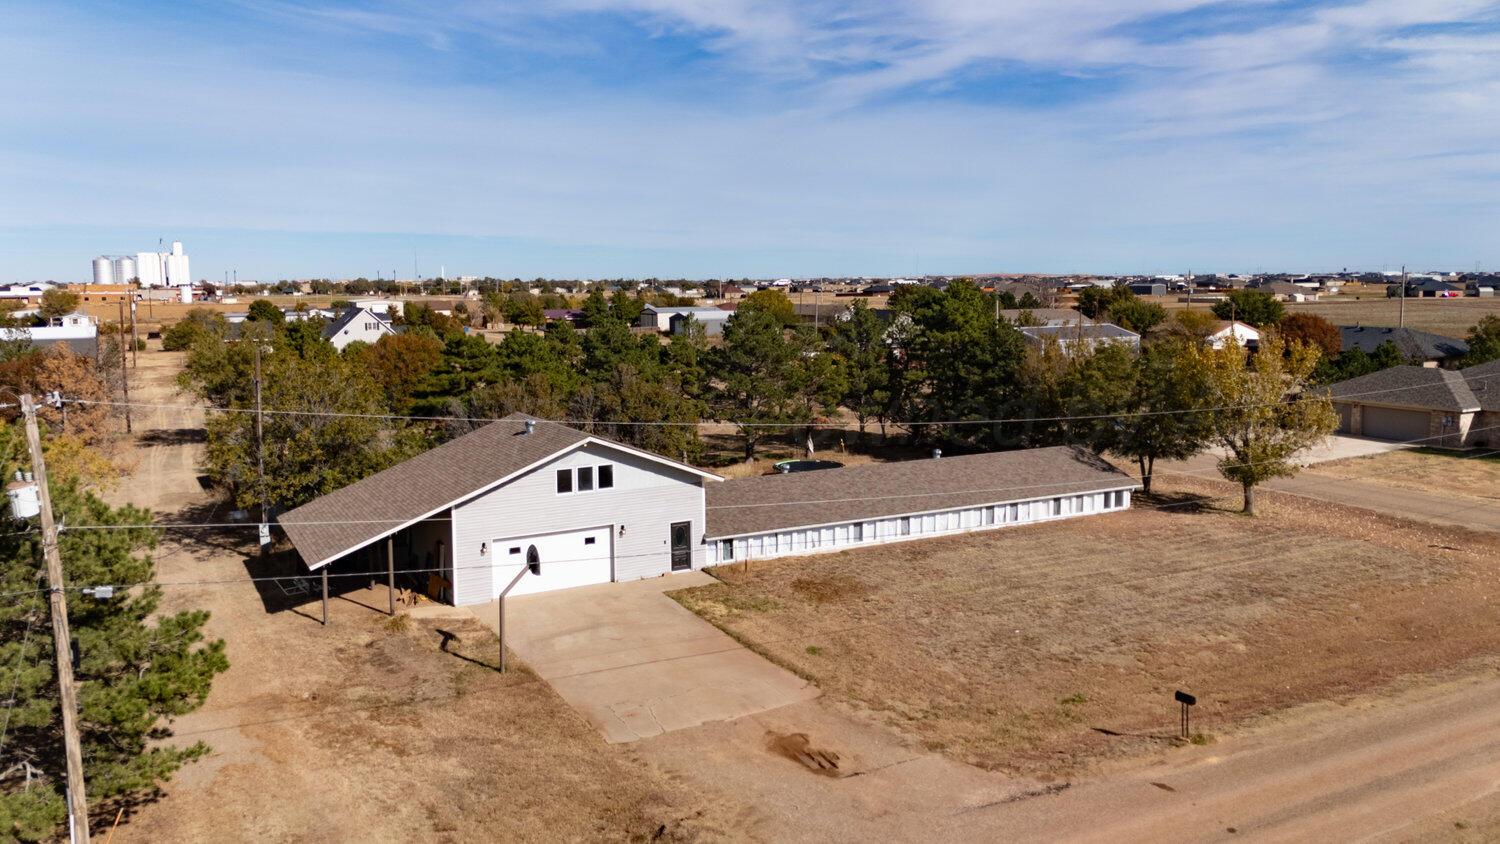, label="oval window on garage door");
[526,545,541,576]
